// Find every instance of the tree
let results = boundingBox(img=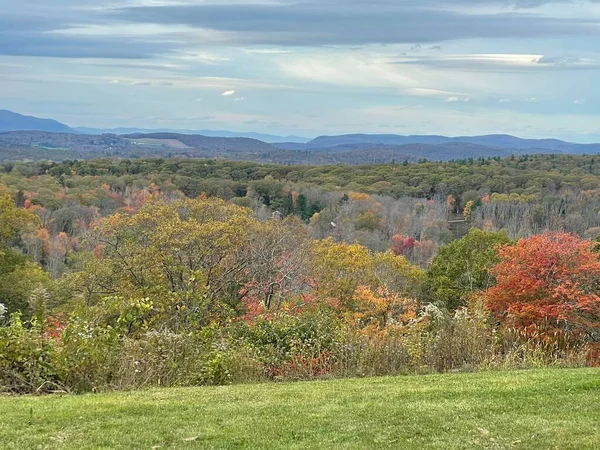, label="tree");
[0,186,38,244]
[0,248,50,316]
[310,239,424,319]
[425,228,510,310]
[0,186,49,316]
[486,232,600,342]
[390,235,418,257]
[242,216,311,318]
[74,196,257,329]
